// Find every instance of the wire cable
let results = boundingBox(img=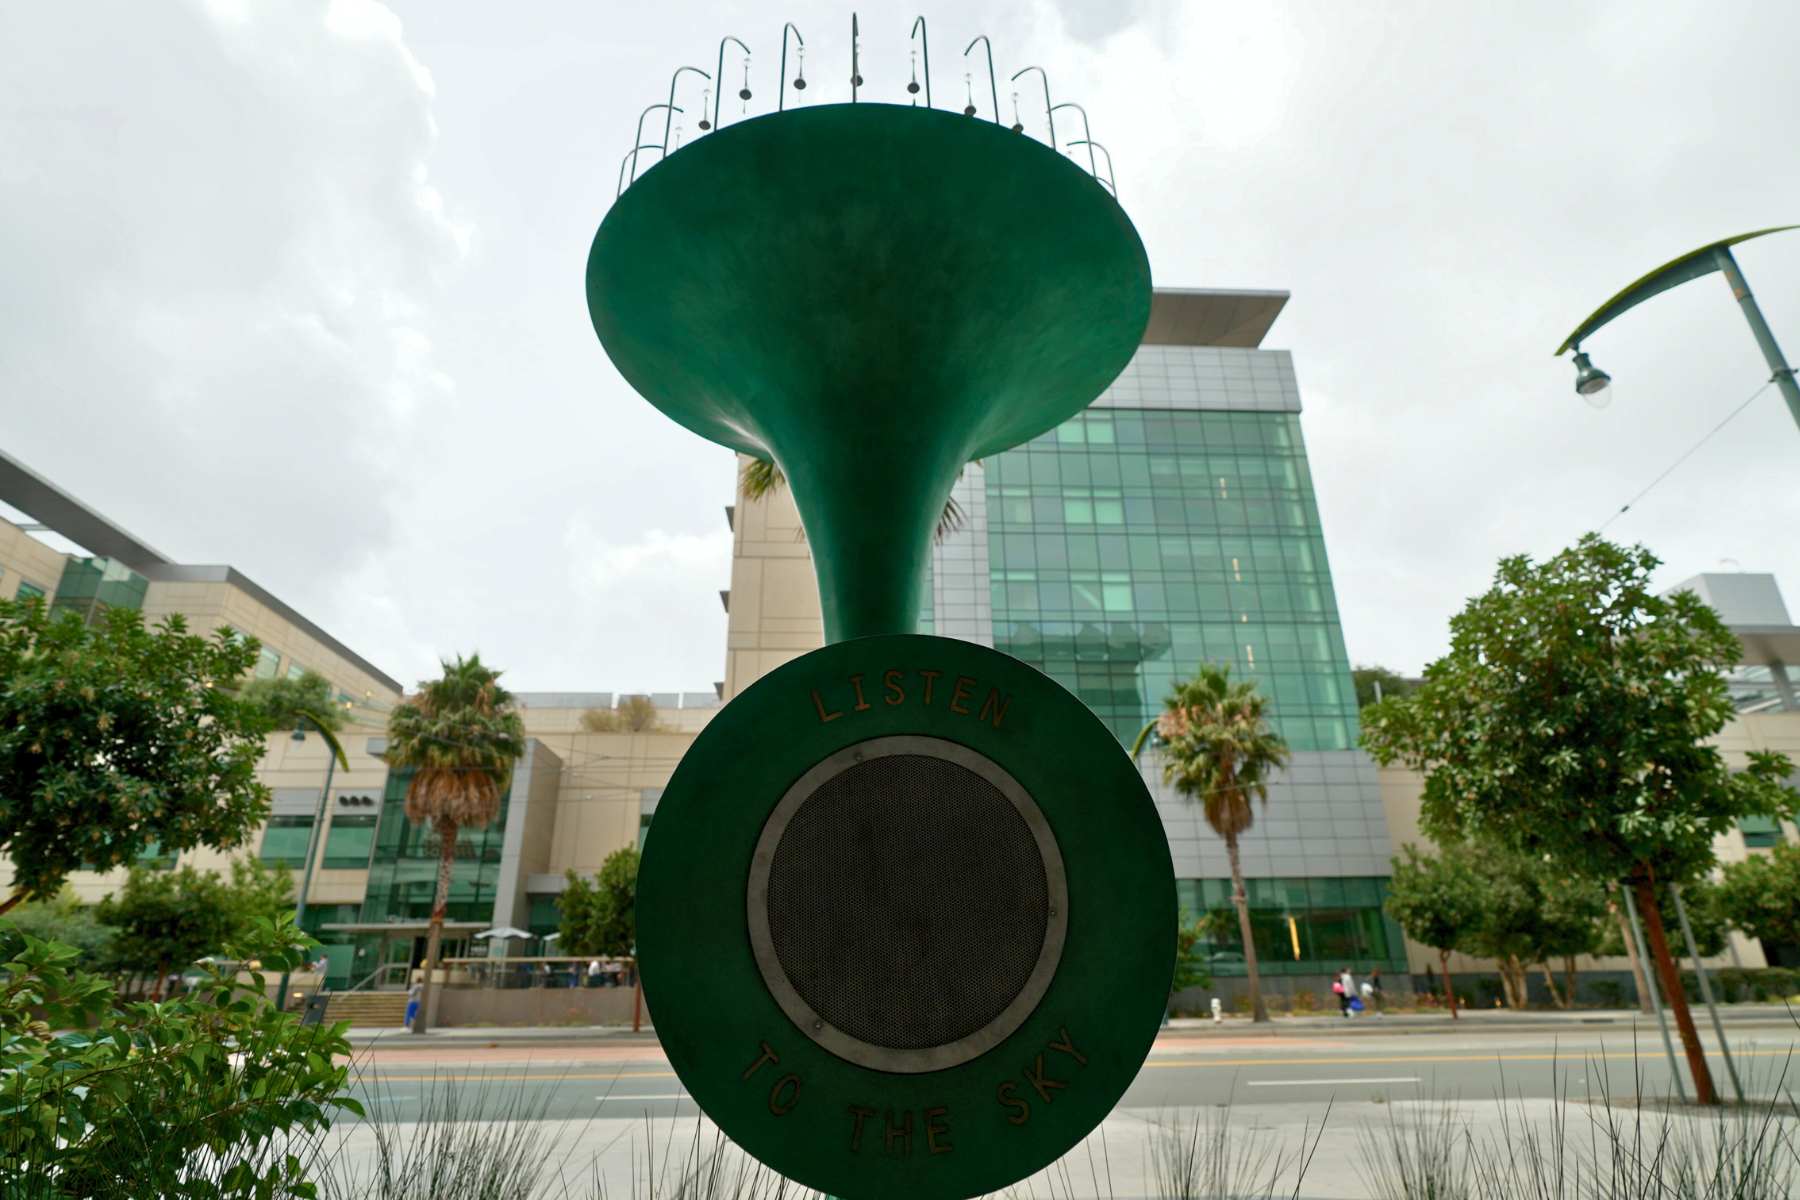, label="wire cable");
[1598,378,1775,532]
